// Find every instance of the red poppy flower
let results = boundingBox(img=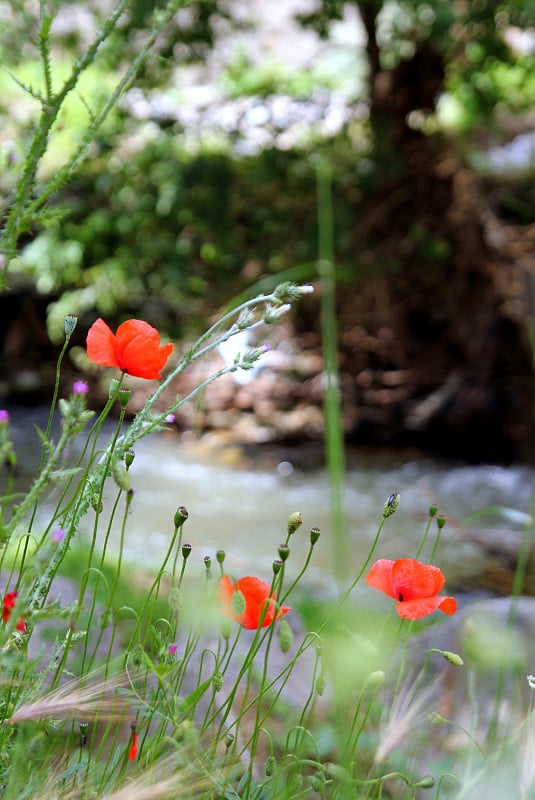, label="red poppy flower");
[365,558,457,620]
[128,728,138,761]
[86,318,174,380]
[217,575,291,629]
[2,591,26,632]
